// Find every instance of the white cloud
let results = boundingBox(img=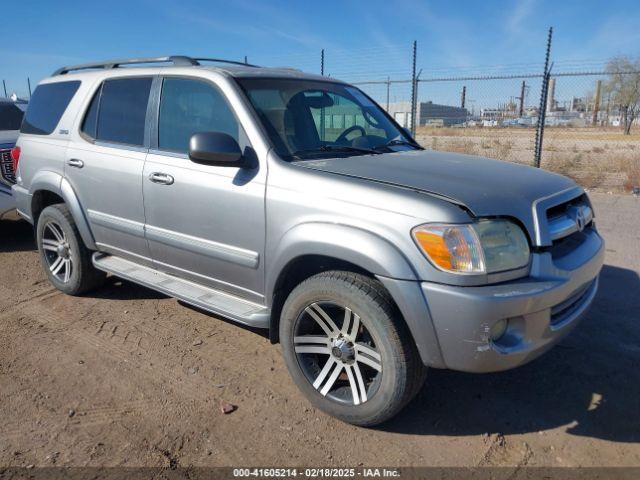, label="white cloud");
[506,0,537,35]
